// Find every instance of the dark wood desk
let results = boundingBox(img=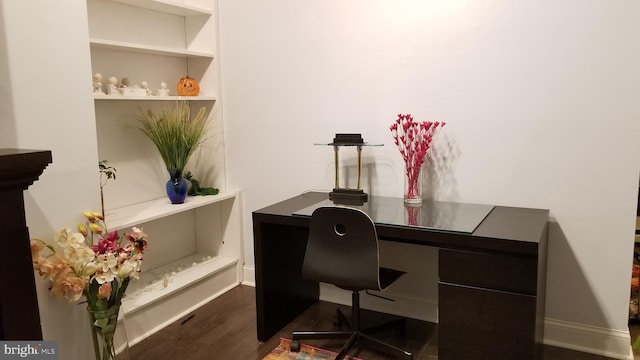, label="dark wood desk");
[253,192,549,360]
